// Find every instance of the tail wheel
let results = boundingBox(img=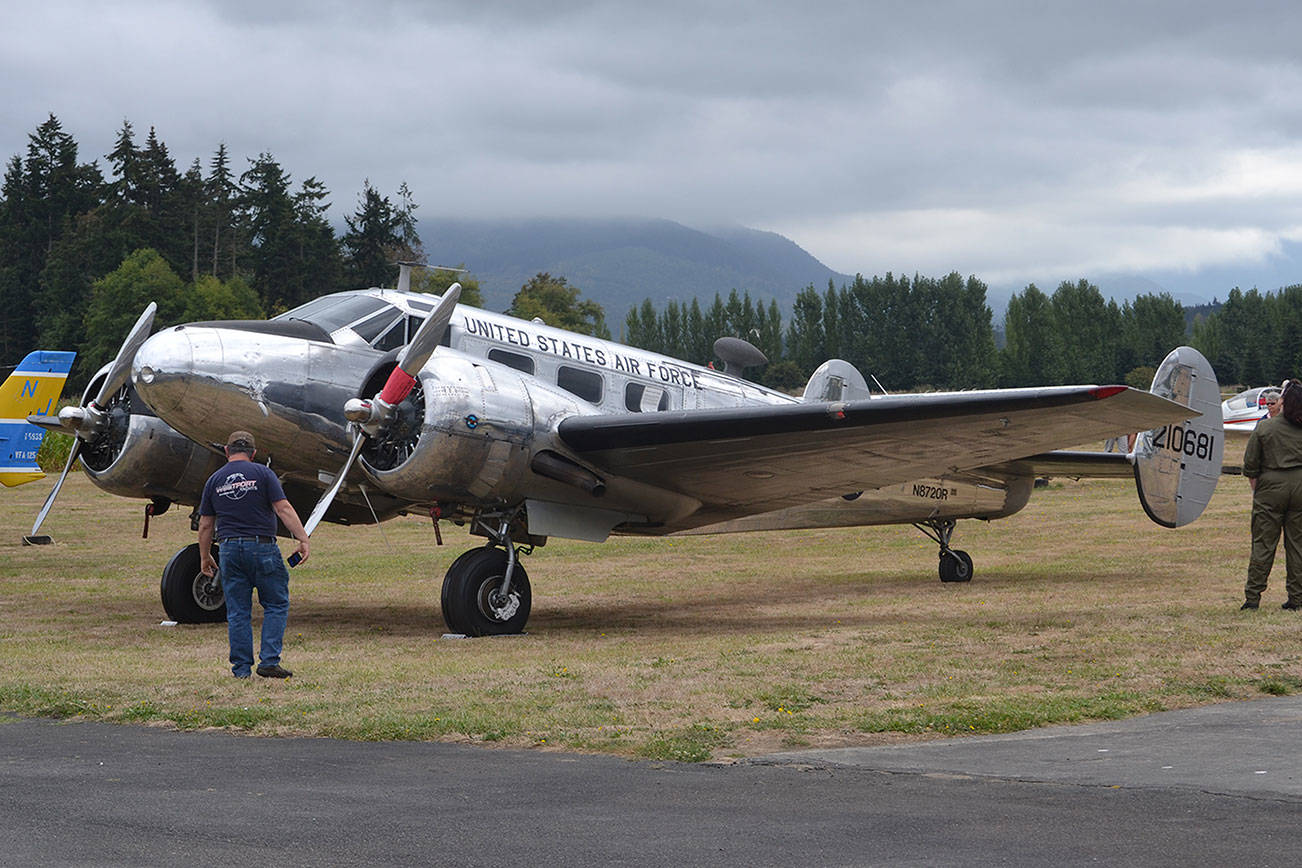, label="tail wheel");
[939,549,973,583]
[160,542,226,623]
[441,547,531,636]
